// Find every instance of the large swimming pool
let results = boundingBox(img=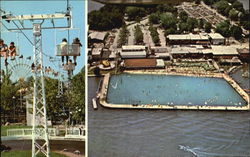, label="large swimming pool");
[106,74,247,106]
